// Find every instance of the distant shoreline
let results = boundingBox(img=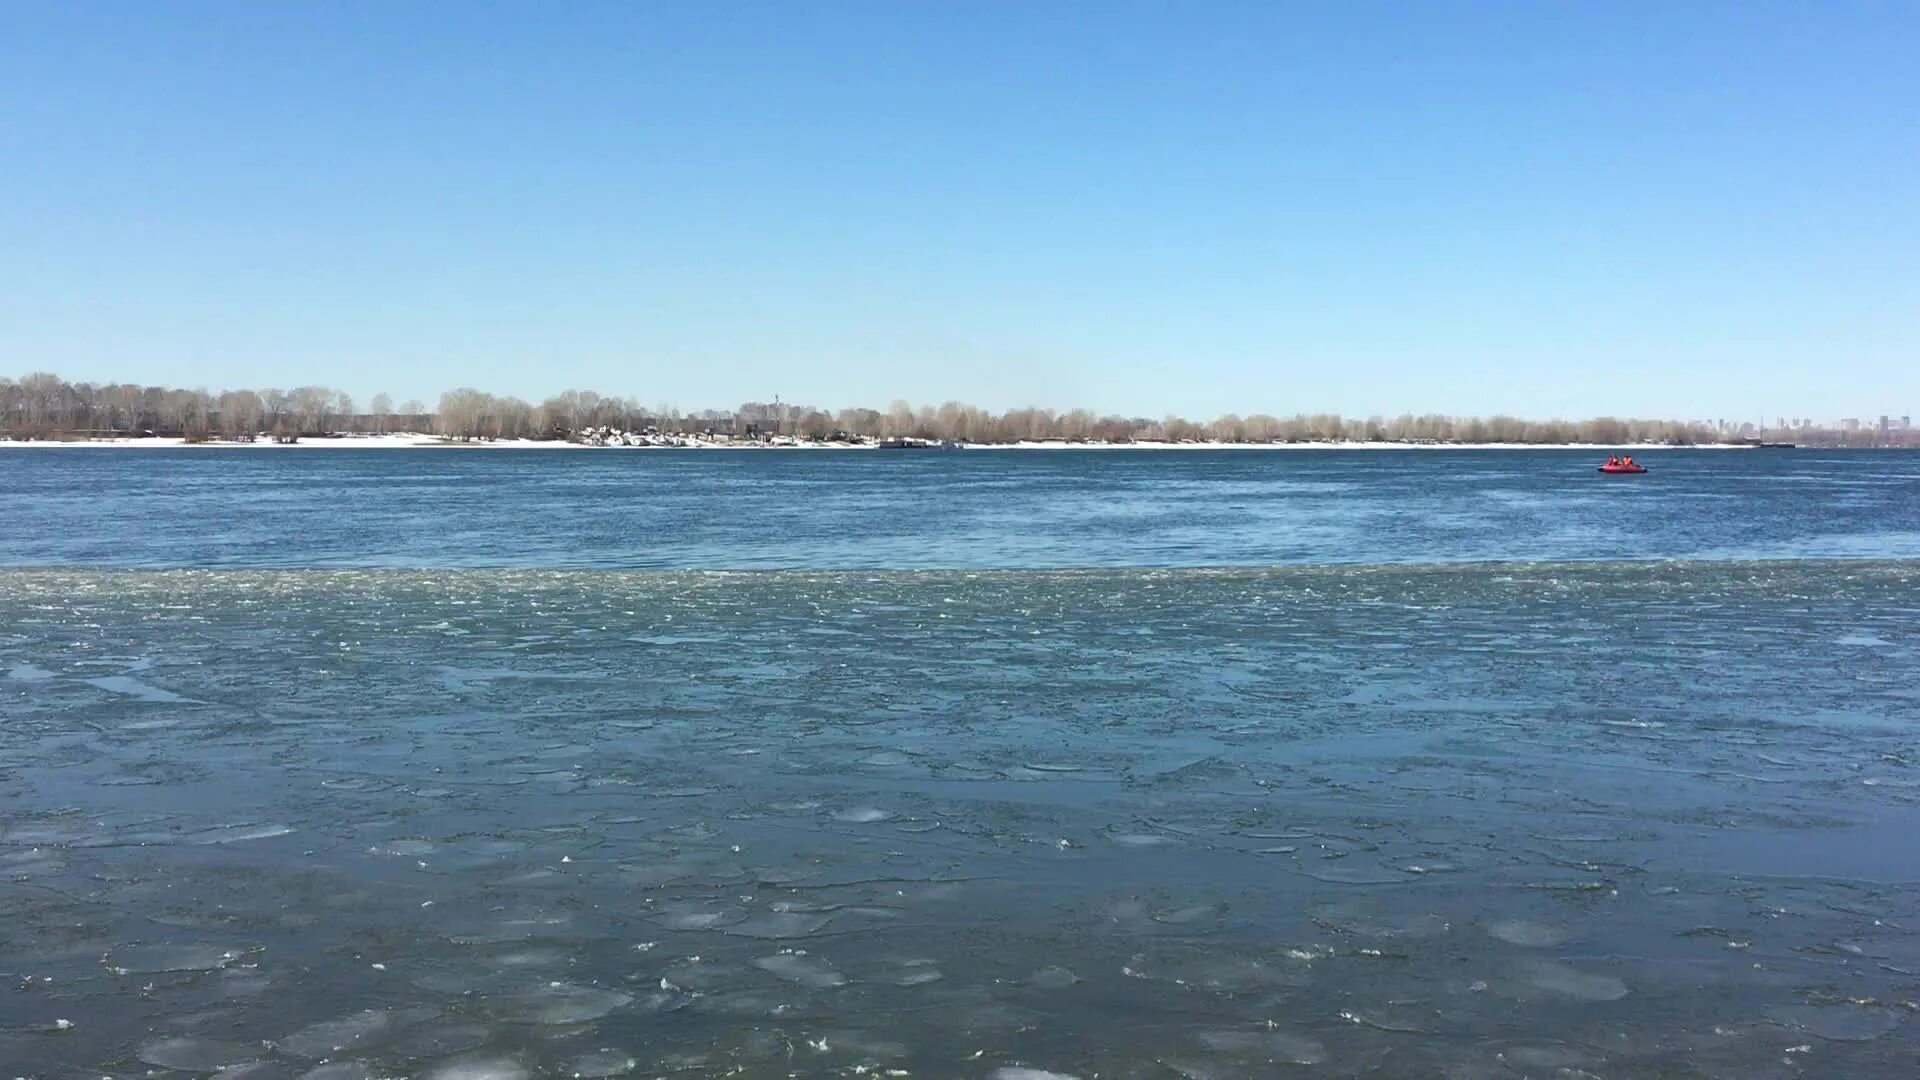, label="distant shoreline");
[1,433,1769,451]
